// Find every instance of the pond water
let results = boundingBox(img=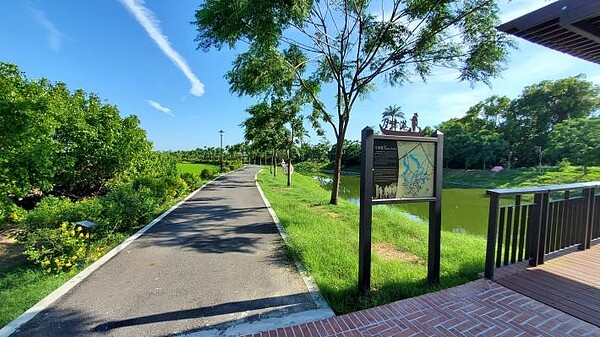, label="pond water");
[315,174,490,237]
